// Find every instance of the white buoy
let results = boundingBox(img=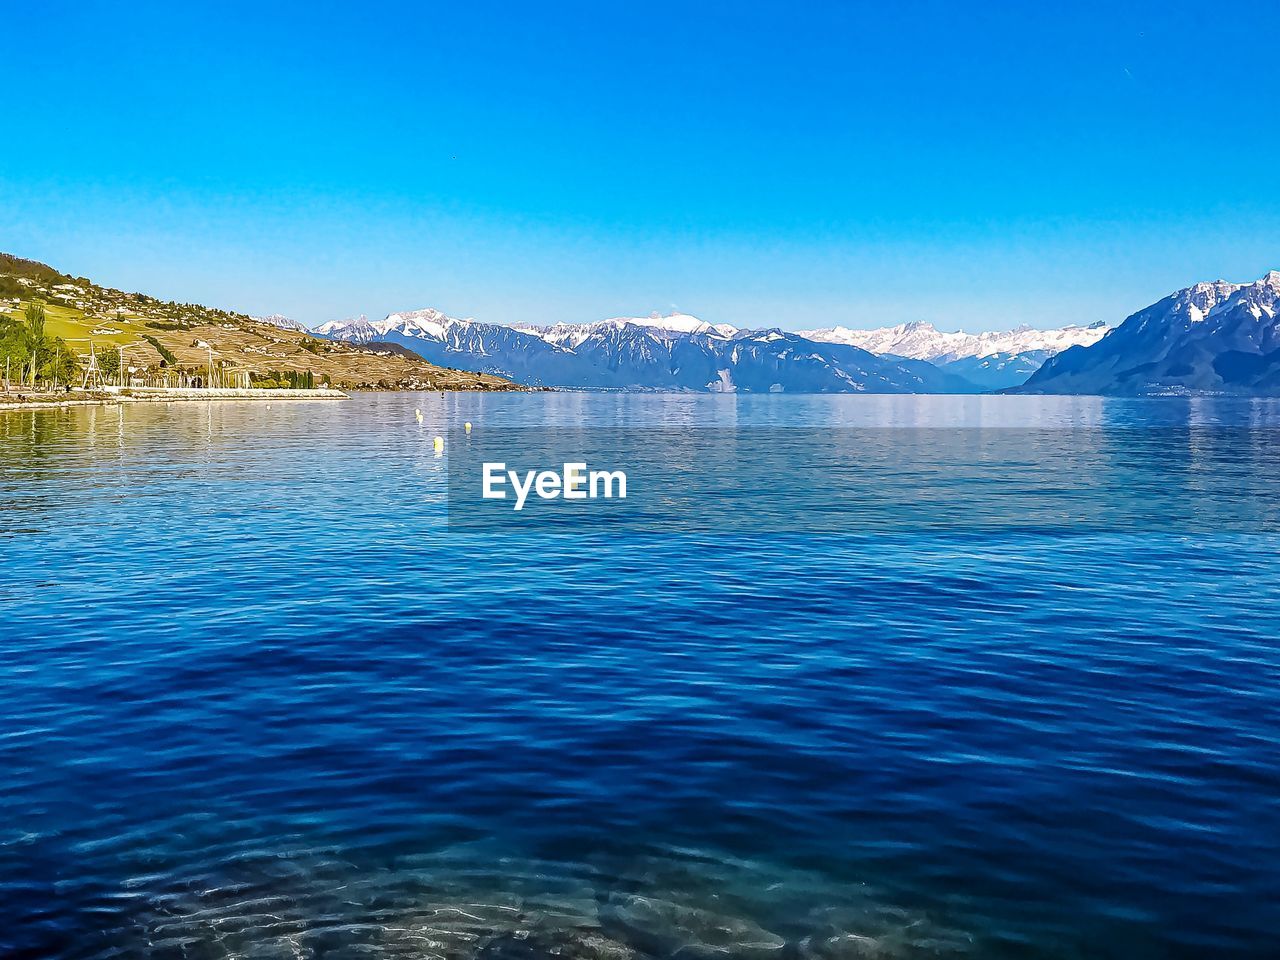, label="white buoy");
[464,421,472,434]
[433,435,444,452]
[415,409,423,423]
